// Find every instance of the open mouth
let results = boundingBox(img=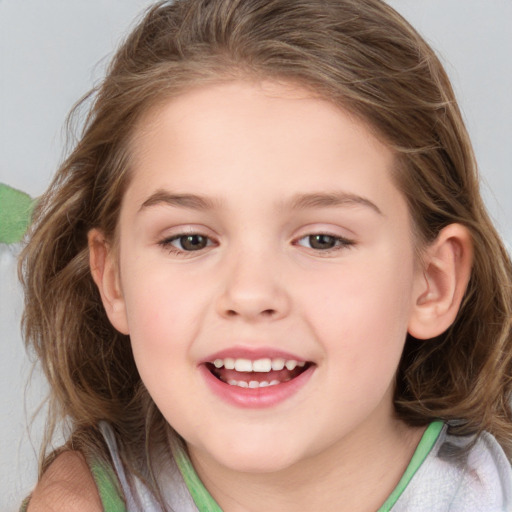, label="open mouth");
[205,357,313,389]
